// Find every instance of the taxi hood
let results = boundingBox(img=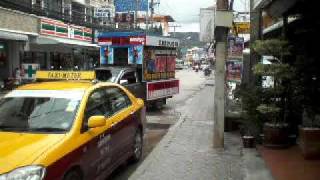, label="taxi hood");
[0,132,65,174]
